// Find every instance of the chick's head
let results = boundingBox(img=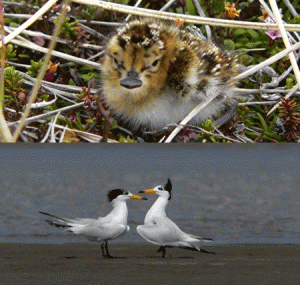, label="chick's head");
[102,21,175,106]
